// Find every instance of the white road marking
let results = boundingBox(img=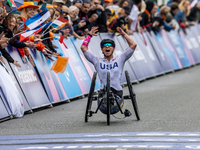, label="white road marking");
[66,146,78,148]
